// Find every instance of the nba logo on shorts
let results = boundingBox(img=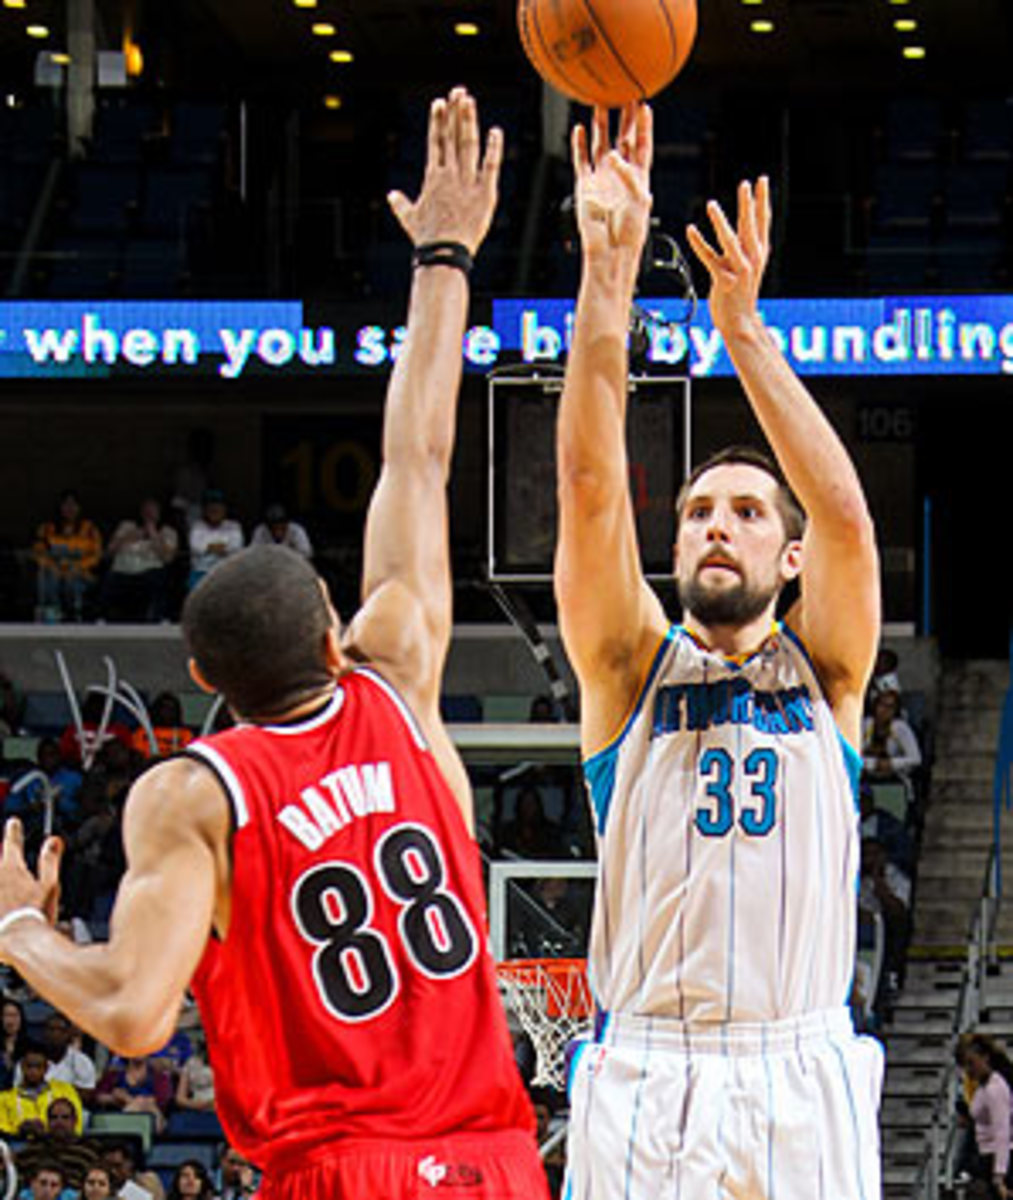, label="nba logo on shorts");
[418,1157,449,1188]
